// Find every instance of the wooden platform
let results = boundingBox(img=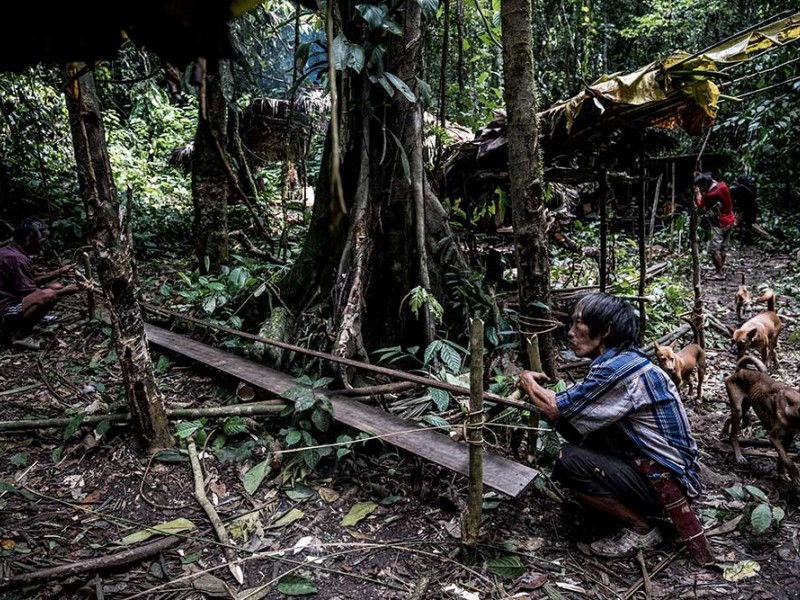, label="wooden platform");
[144,323,539,498]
